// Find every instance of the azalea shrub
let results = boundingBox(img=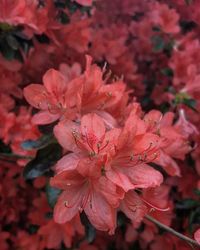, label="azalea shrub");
[0,0,200,249]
